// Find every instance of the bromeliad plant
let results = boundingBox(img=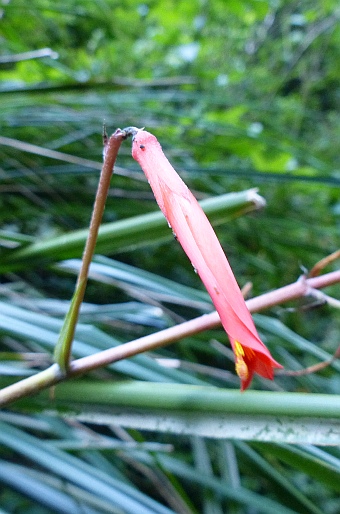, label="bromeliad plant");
[2,125,340,406]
